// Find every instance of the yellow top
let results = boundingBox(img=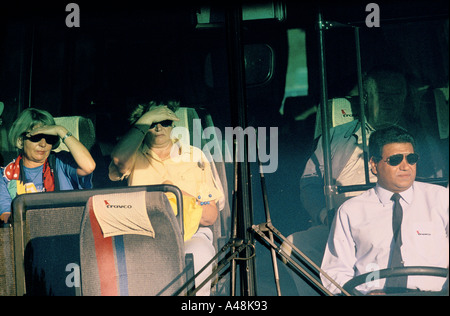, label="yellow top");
[109,140,223,240]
